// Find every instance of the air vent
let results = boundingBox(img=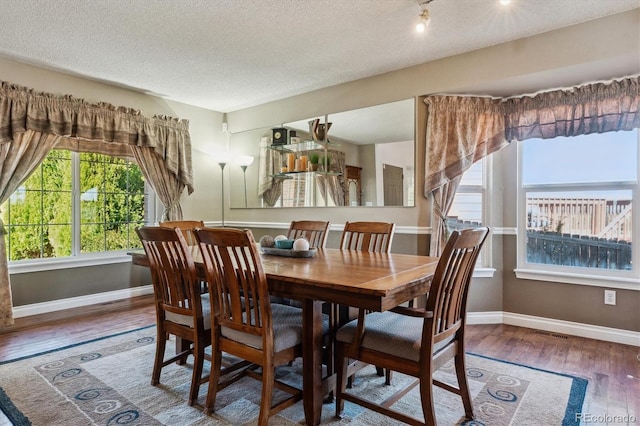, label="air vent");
[533,330,568,339]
